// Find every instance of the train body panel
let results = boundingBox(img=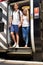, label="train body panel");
[0,1,8,49]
